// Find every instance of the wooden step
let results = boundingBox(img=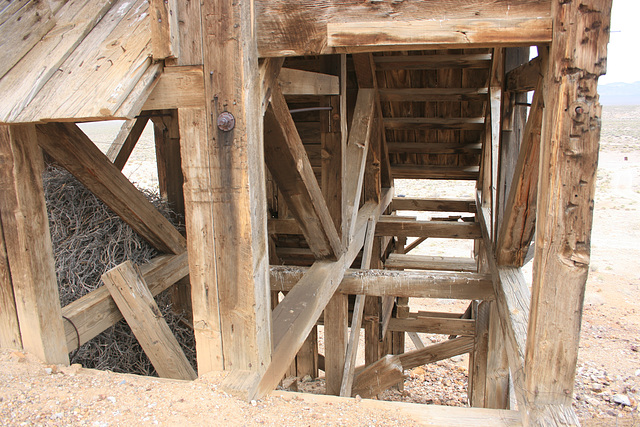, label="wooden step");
[385,253,477,272]
[379,87,488,102]
[373,53,492,70]
[384,117,485,131]
[391,197,476,213]
[387,141,482,155]
[390,164,479,180]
